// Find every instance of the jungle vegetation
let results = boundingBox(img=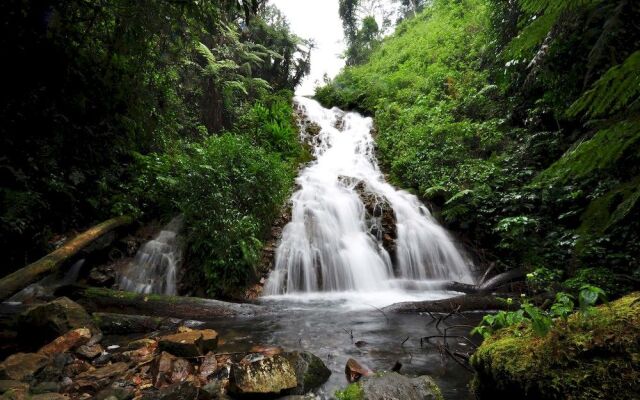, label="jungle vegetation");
[0,0,310,296]
[318,0,640,298]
